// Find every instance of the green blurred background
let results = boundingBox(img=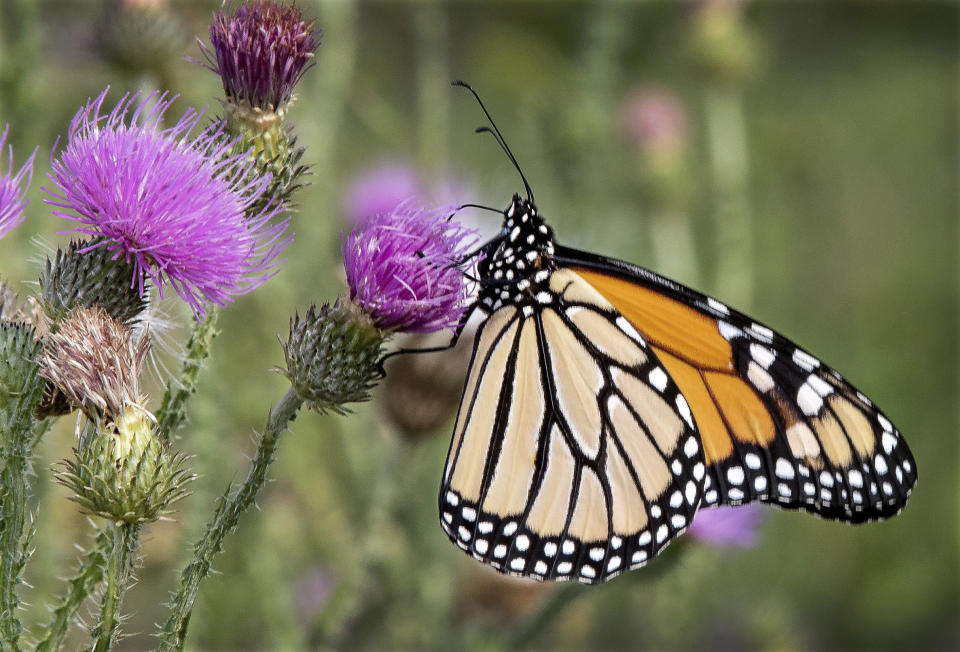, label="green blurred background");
[0,1,956,649]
